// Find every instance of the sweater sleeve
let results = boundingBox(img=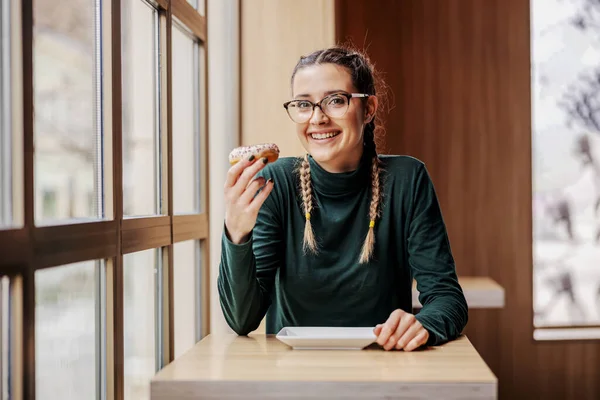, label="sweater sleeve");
[217,192,282,336]
[408,163,469,346]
